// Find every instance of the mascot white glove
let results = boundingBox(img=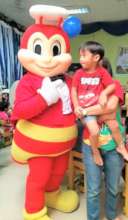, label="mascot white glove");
[37,77,59,106]
[53,79,72,114]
